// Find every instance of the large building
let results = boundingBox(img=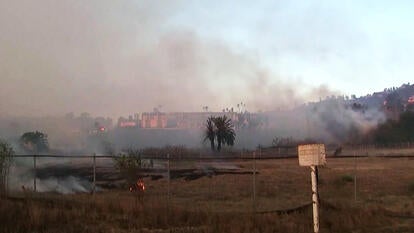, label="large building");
[141,112,167,128]
[117,111,264,130]
[117,114,140,128]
